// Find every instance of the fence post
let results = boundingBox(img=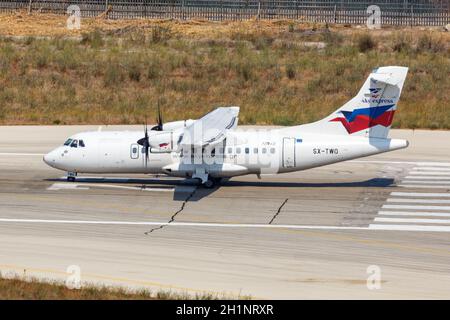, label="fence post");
[410,4,414,28]
[257,1,261,20]
[182,0,185,20]
[28,0,33,15]
[333,4,336,23]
